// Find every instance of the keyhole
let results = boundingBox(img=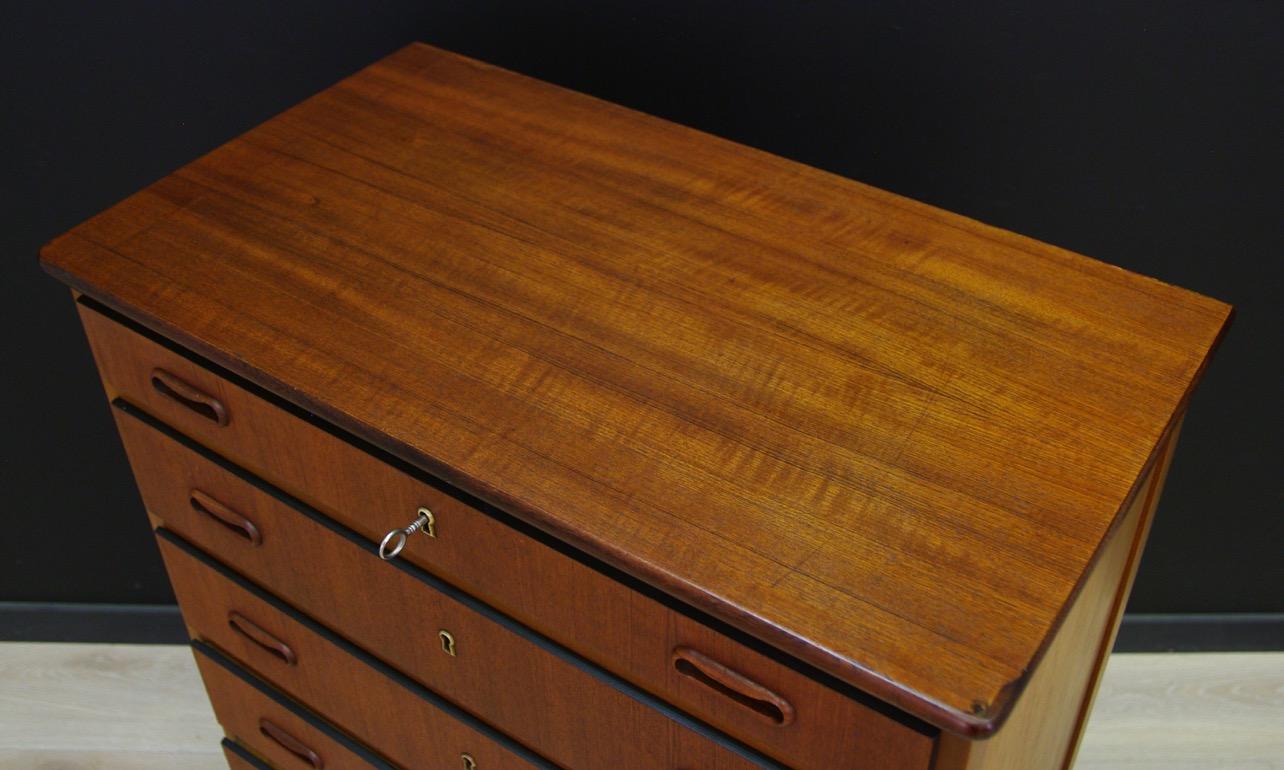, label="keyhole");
[439,629,457,656]
[461,752,477,769]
